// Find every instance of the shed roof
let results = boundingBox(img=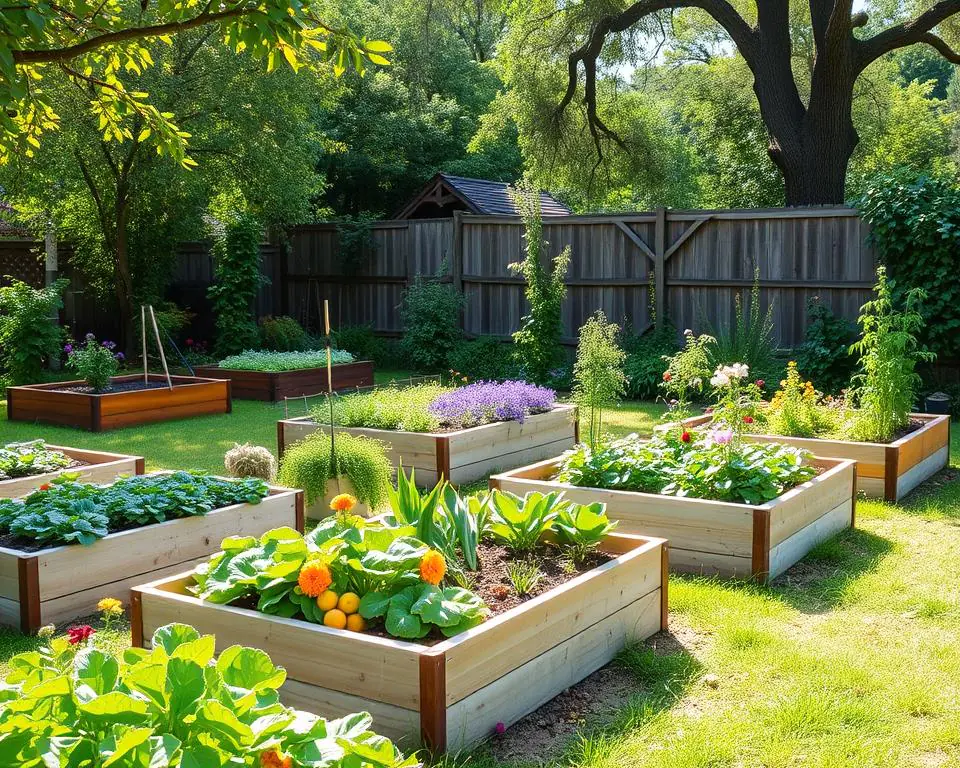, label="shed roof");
[393,173,571,219]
